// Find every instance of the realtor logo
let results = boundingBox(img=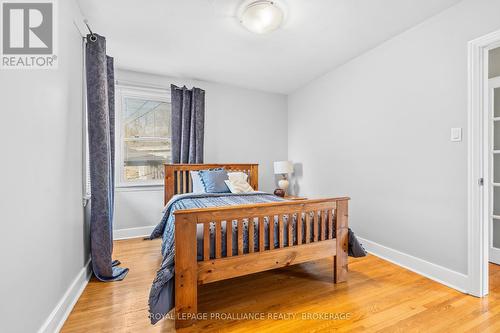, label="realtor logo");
[1,0,57,69]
